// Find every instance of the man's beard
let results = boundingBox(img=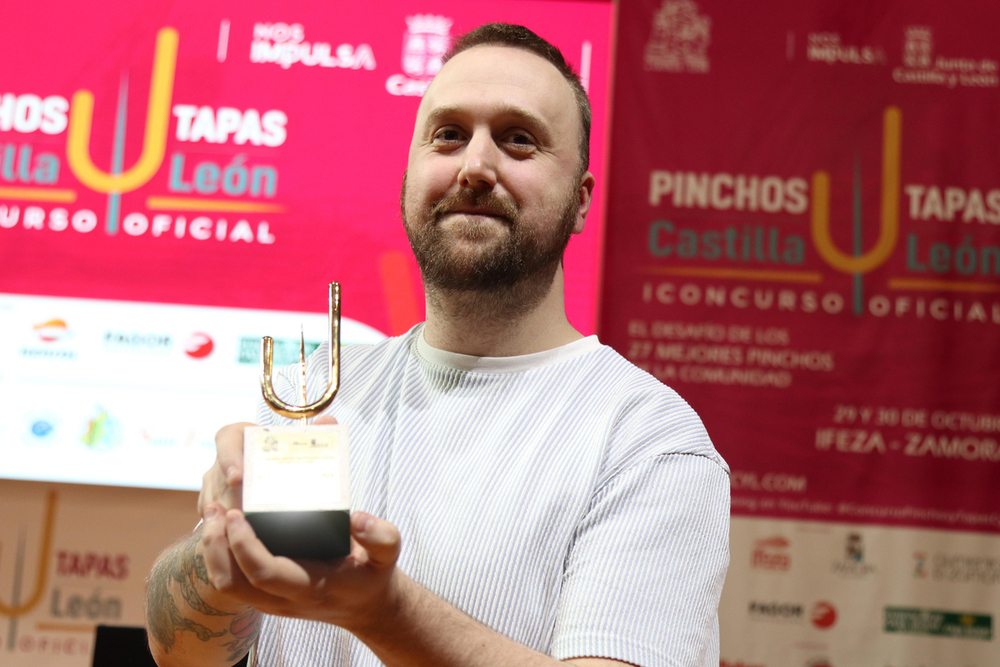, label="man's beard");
[400,174,579,295]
